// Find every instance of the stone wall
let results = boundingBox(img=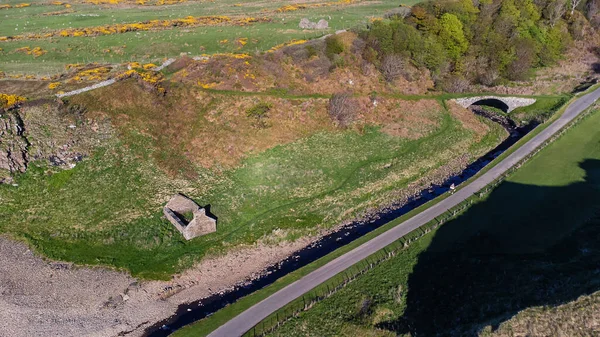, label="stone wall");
[163,194,217,240]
